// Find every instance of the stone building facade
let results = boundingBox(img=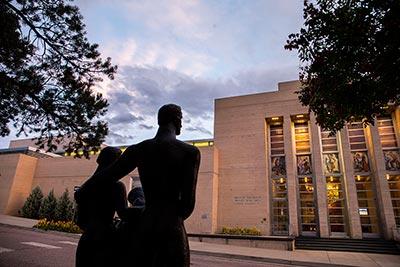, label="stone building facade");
[1,80,399,240]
